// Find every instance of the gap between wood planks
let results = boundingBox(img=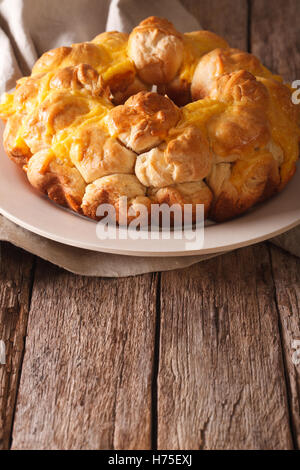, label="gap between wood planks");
[8,255,36,449]
[0,242,36,449]
[267,244,298,449]
[151,273,161,449]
